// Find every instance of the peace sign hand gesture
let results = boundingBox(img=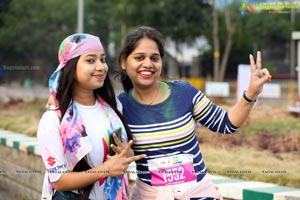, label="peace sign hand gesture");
[104,140,146,177]
[246,51,272,101]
